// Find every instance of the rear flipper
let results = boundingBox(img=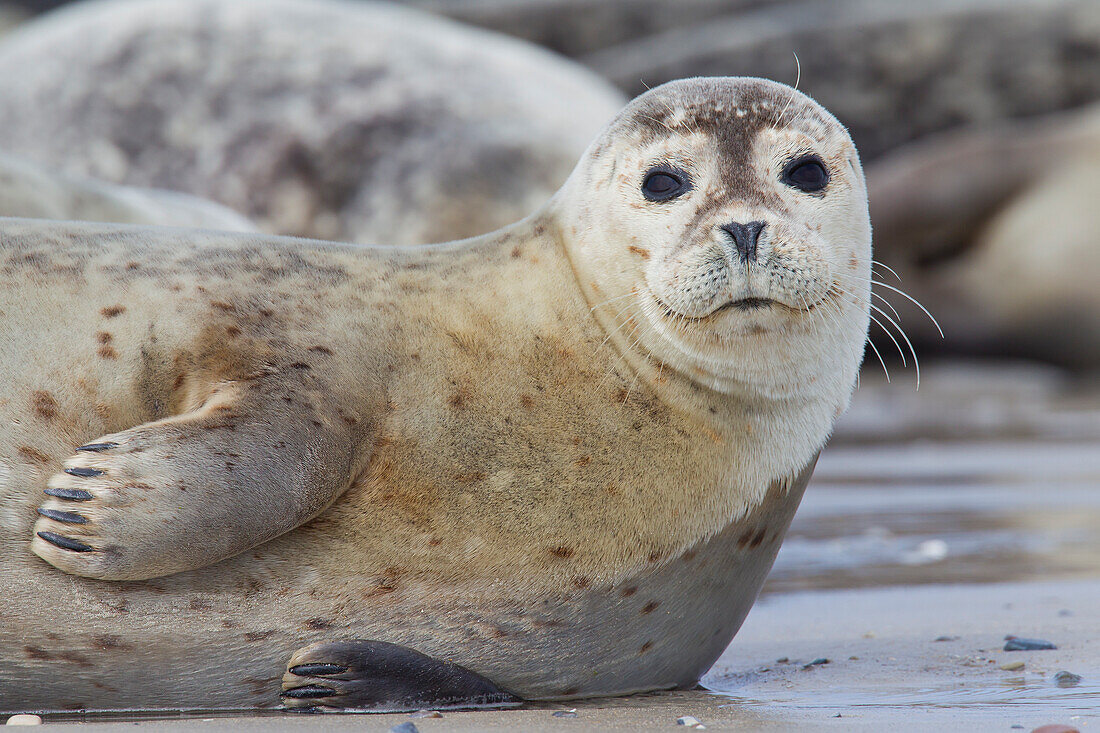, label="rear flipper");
[281,640,523,712]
